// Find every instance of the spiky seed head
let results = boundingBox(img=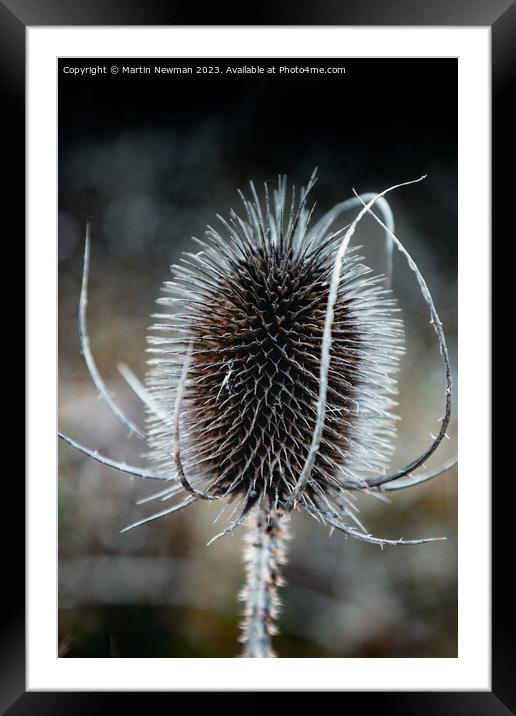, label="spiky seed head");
[145,174,404,517]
